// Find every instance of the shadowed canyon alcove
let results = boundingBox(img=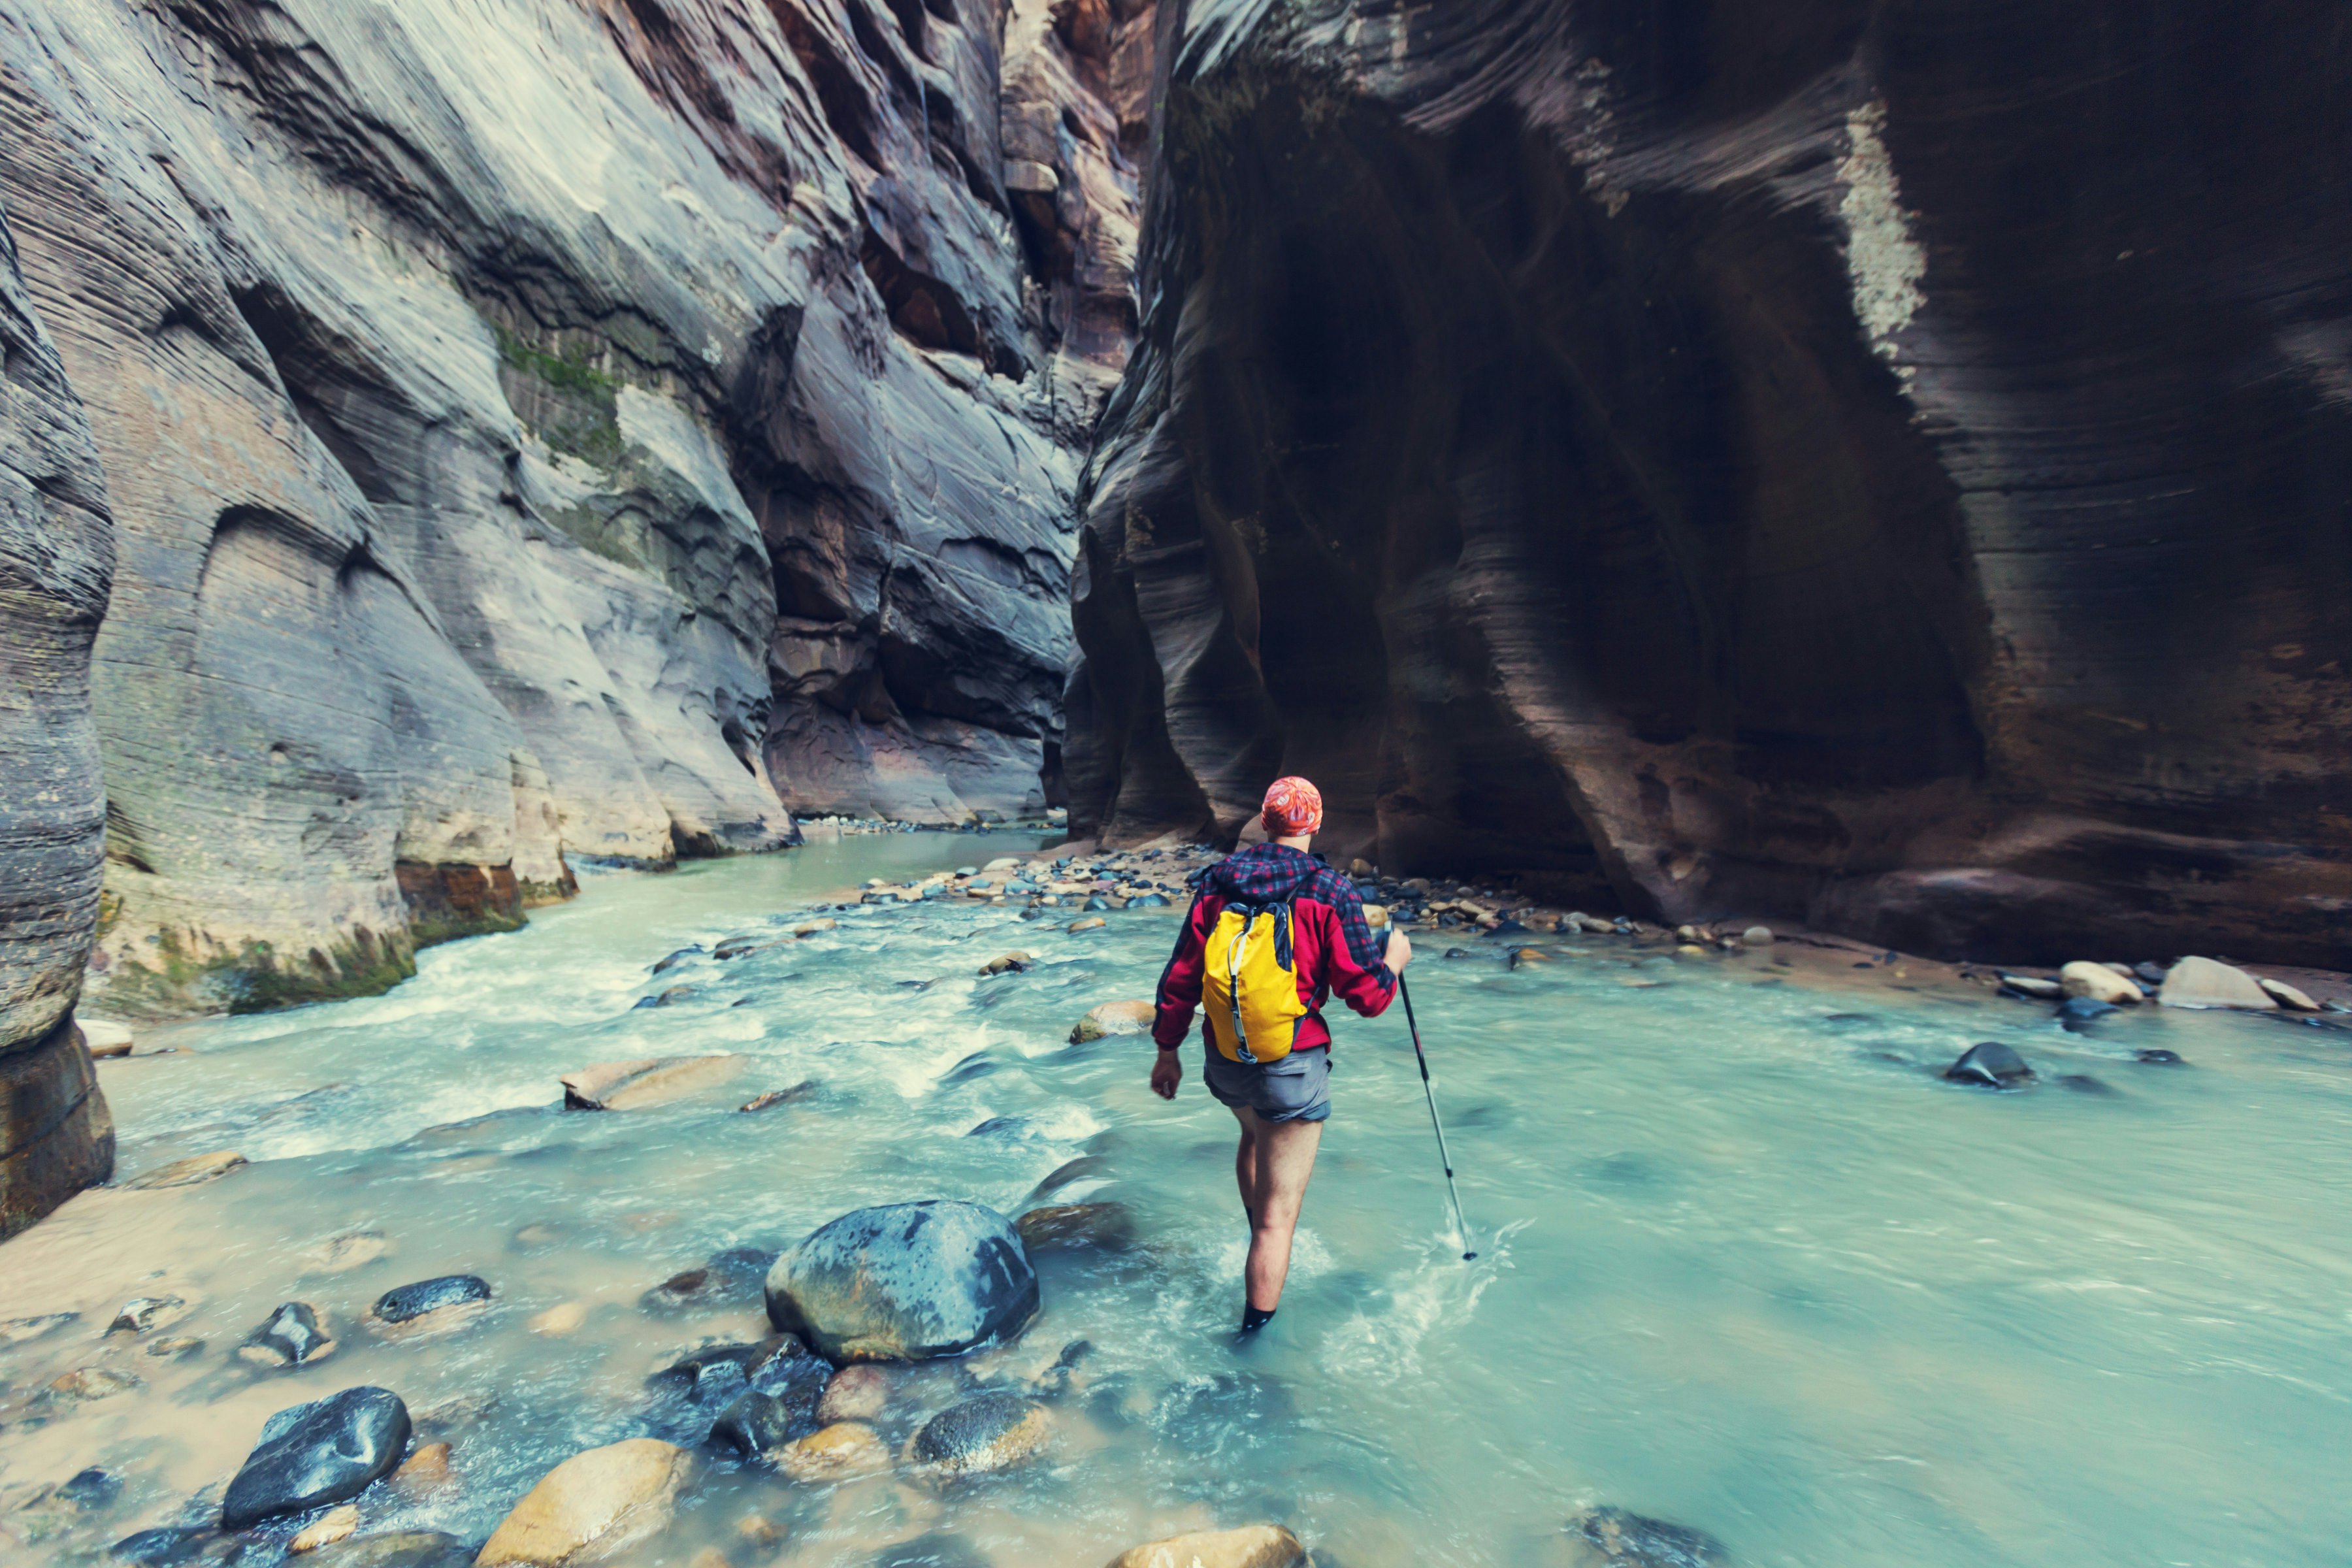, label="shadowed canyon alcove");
[1068,0,2352,968]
